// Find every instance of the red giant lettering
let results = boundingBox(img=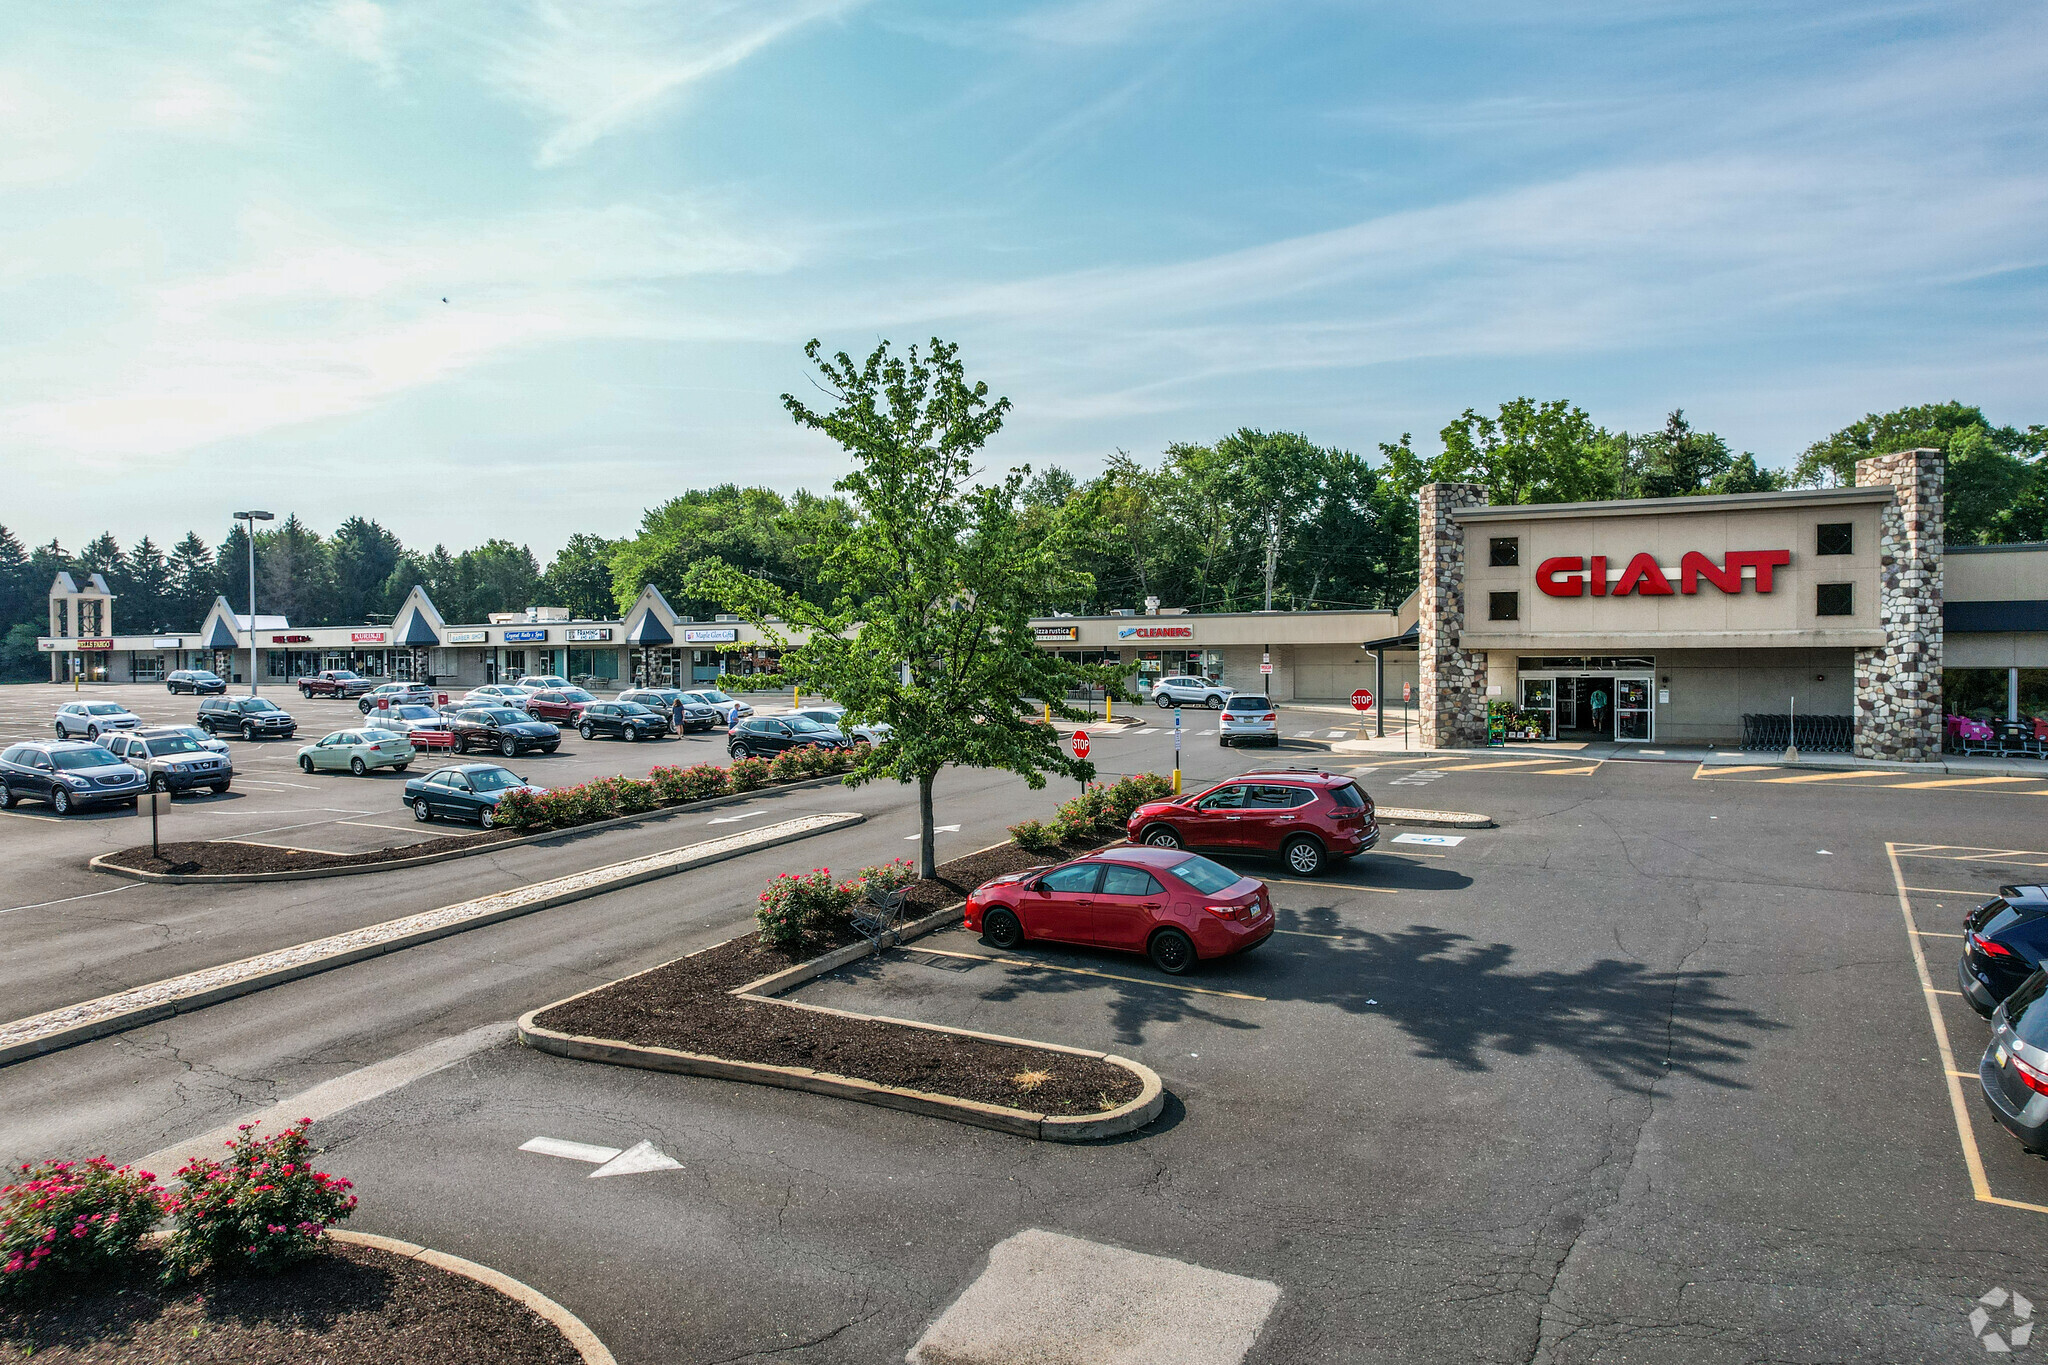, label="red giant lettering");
[1680,551,1741,594]
[1536,557,1585,596]
[1614,553,1674,596]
